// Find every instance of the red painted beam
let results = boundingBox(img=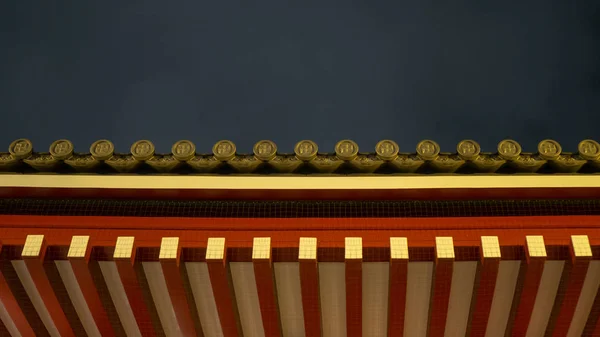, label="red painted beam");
[253,237,281,337]
[428,237,455,337]
[299,237,321,337]
[158,237,198,337]
[549,235,592,336]
[3,214,600,232]
[345,237,363,337]
[206,238,242,337]
[0,242,36,337]
[510,236,546,337]
[112,236,159,337]
[388,238,408,337]
[67,236,115,337]
[20,235,75,337]
[469,236,501,337]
